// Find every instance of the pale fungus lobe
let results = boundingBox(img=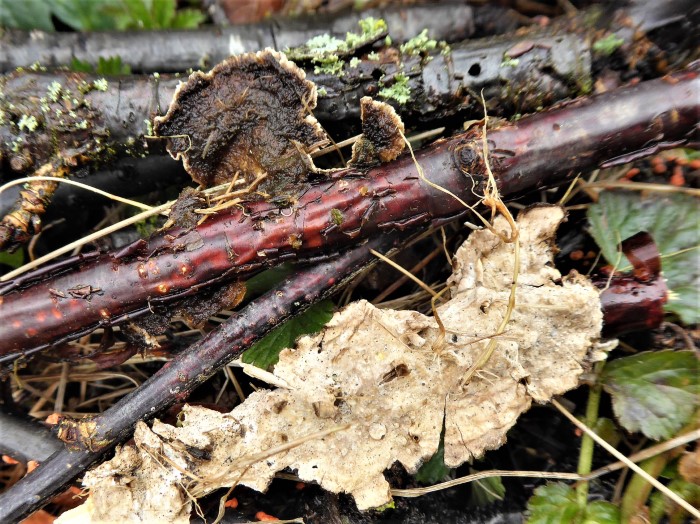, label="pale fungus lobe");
[349,97,405,167]
[154,49,328,194]
[59,206,608,521]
